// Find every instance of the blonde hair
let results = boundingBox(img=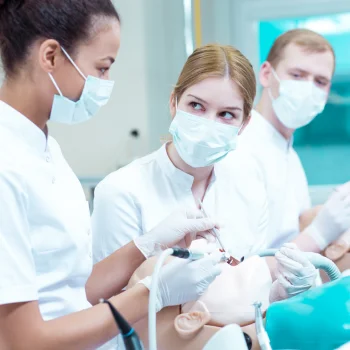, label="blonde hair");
[267,29,335,72]
[173,44,256,120]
